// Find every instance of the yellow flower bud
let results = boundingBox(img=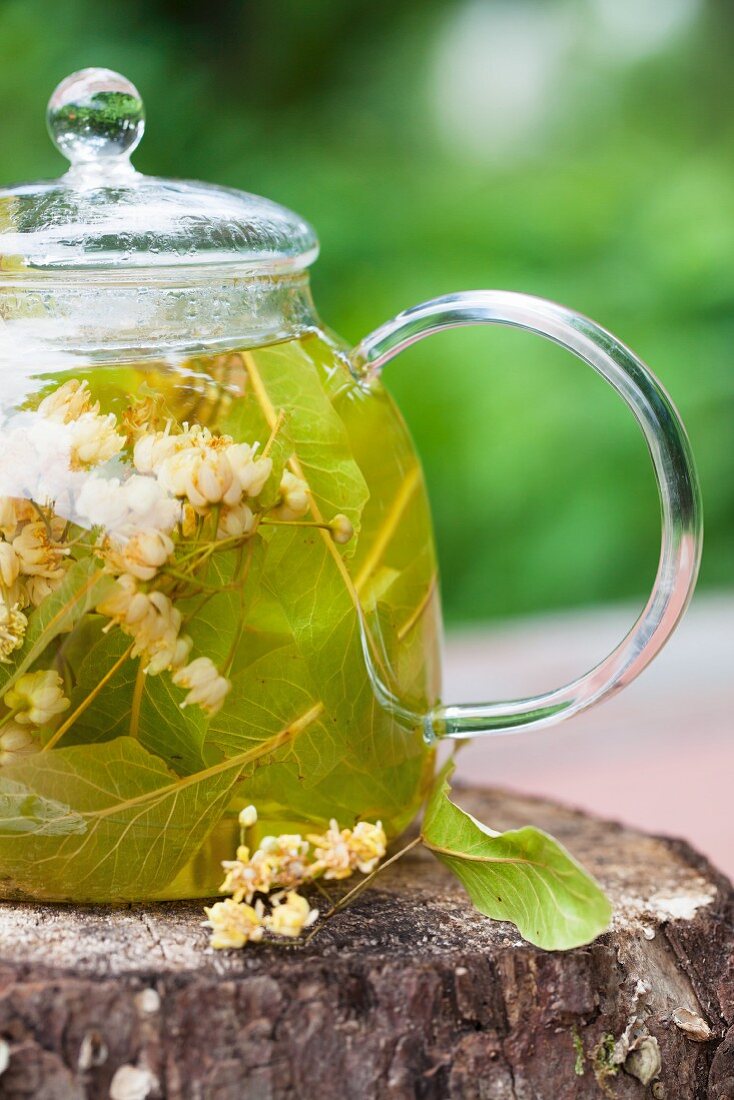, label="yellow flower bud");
[133,427,182,475]
[239,805,258,829]
[225,444,273,499]
[330,514,354,545]
[217,502,255,539]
